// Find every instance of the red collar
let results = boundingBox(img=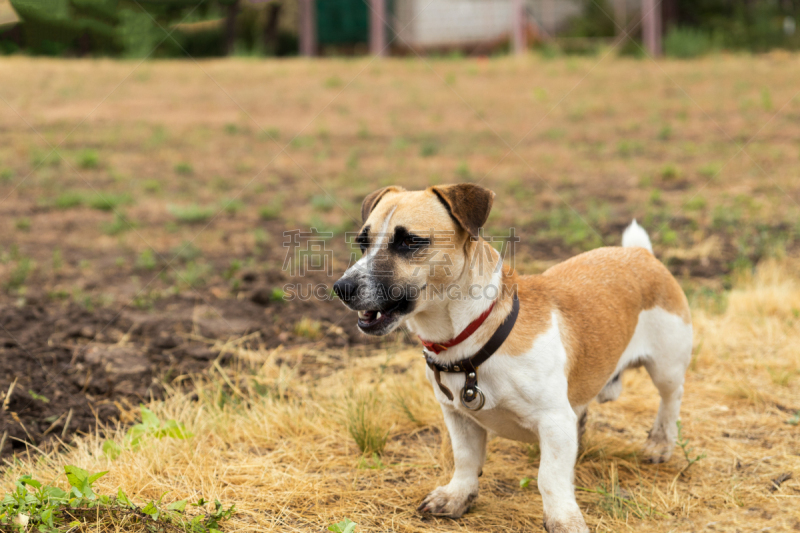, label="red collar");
[419,301,496,354]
